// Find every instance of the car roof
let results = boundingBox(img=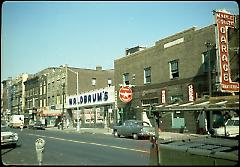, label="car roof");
[230,117,239,120]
